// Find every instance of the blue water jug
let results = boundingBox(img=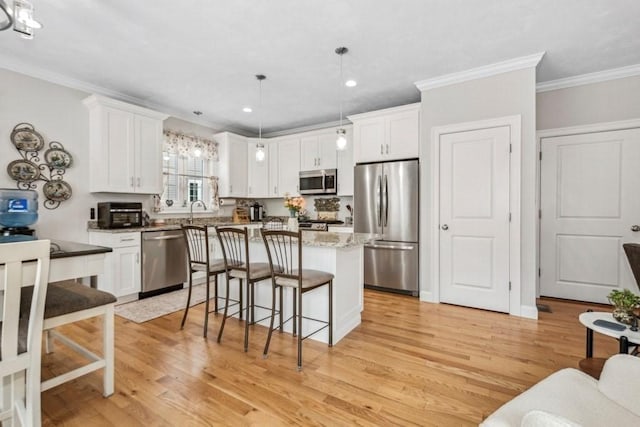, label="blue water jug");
[0,189,39,228]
